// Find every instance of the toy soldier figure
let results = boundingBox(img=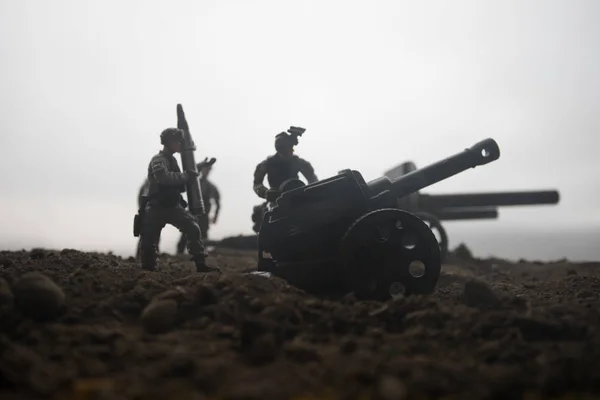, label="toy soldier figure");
[176,157,221,253]
[252,127,318,232]
[138,128,220,273]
